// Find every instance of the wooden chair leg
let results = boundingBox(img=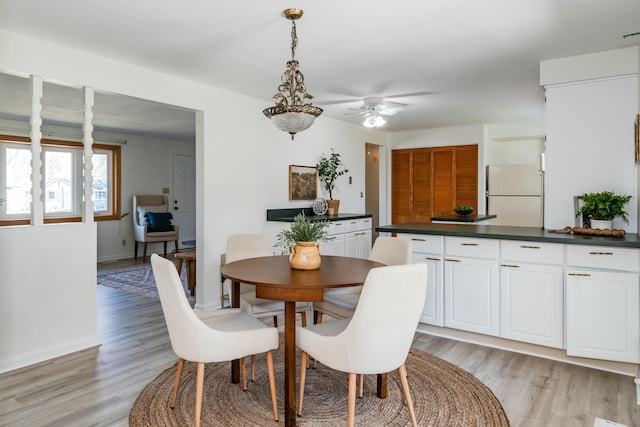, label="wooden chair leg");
[174,239,179,254]
[266,351,278,421]
[170,358,185,407]
[143,242,148,263]
[298,351,308,416]
[398,364,417,427]
[299,311,307,327]
[134,241,139,259]
[240,357,247,391]
[194,362,205,427]
[348,373,356,427]
[175,258,184,274]
[163,241,168,257]
[358,374,364,398]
